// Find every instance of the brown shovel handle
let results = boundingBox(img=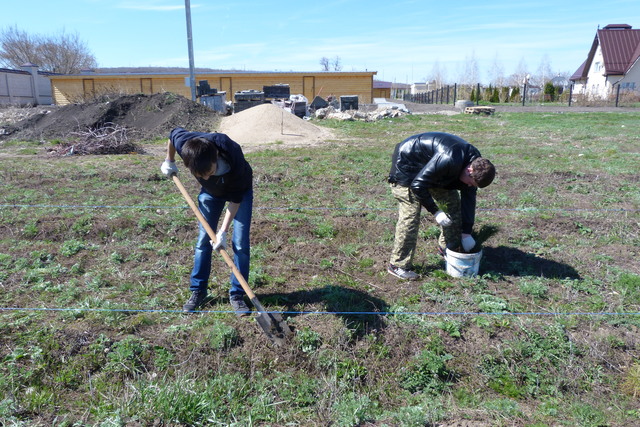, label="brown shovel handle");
[171,174,257,301]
